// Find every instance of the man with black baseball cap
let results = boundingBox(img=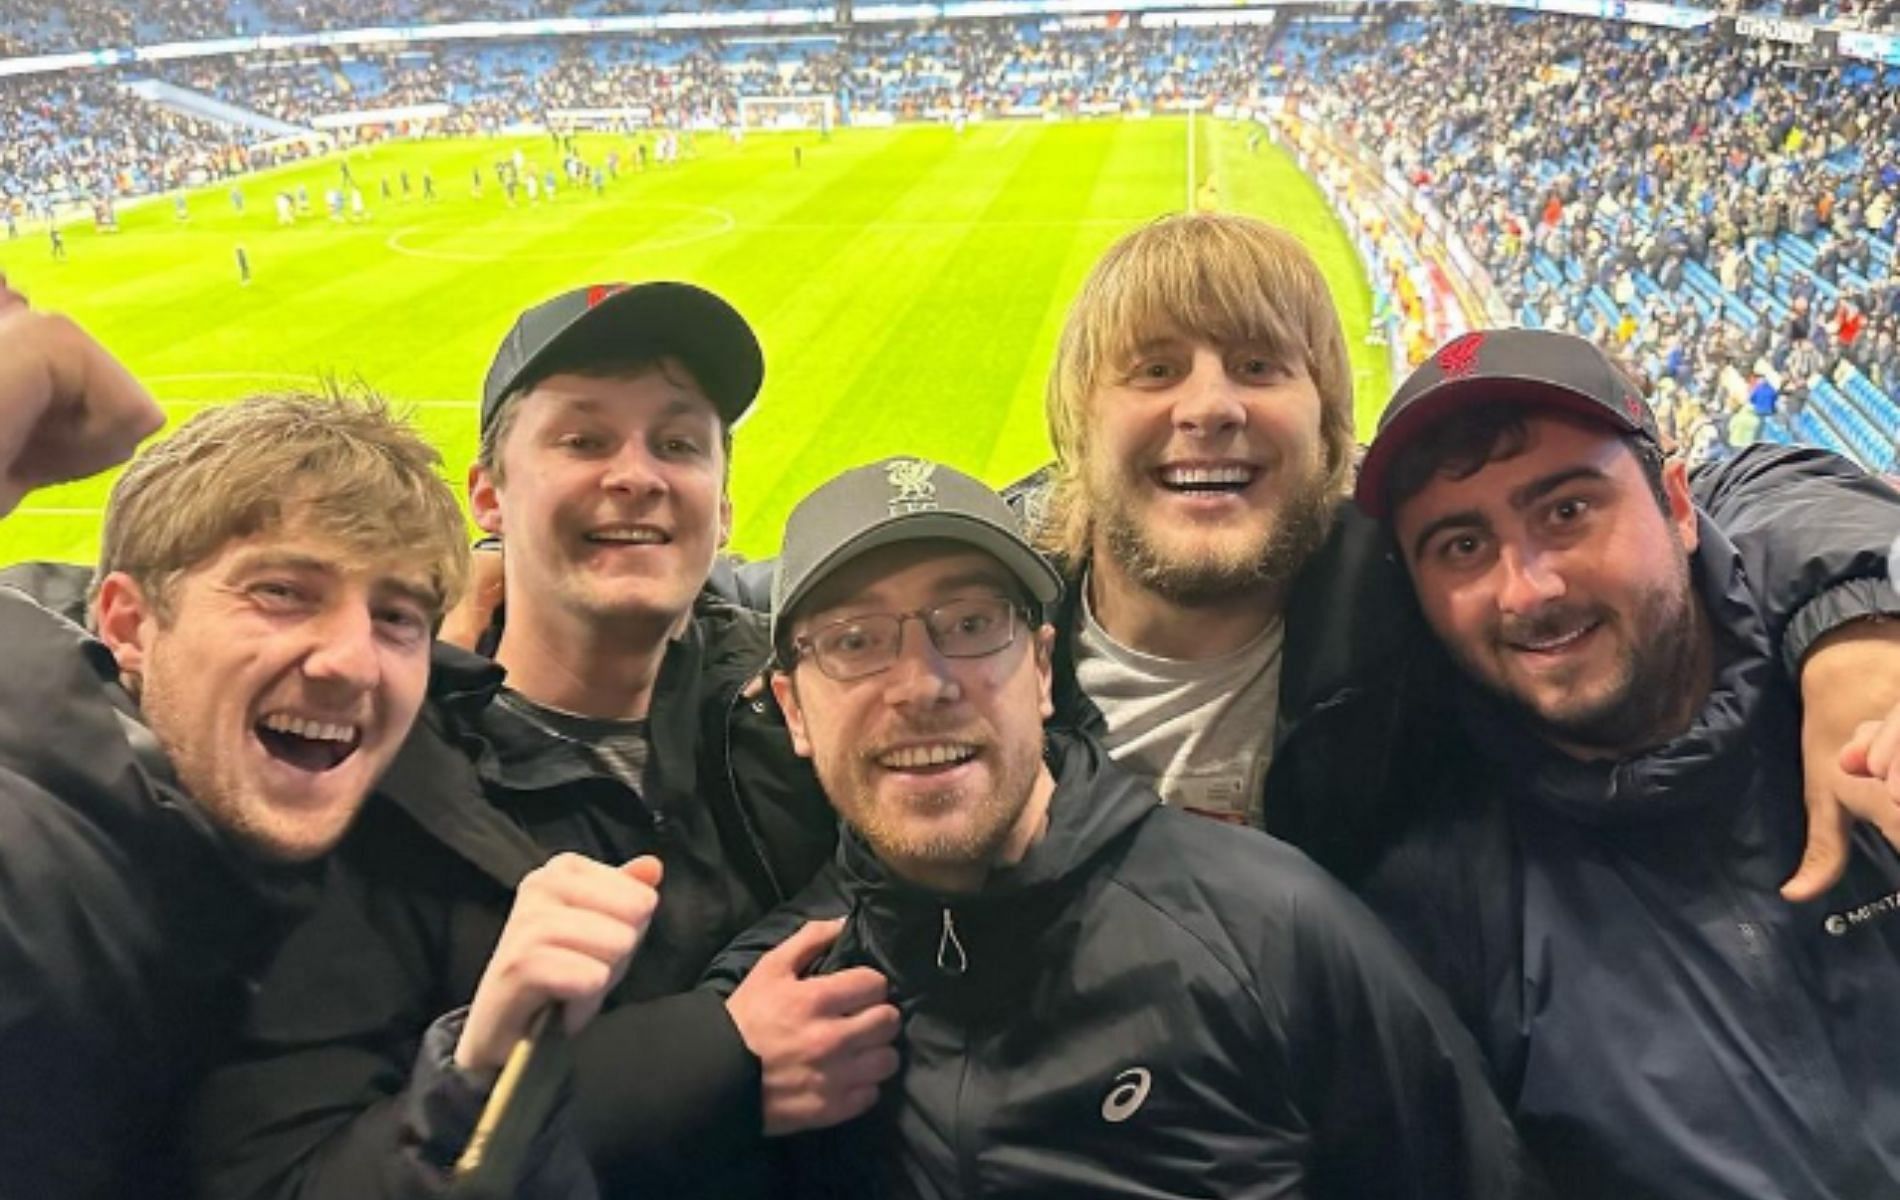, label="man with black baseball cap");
[1342,327,1900,1199]
[703,456,1546,1200]
[194,283,869,1200]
